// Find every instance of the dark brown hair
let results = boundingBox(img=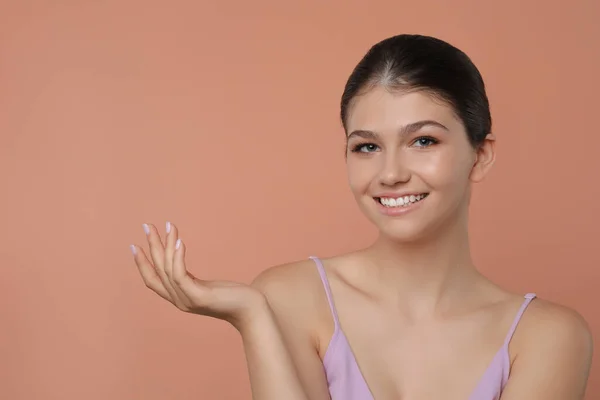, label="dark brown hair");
[340,34,492,148]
